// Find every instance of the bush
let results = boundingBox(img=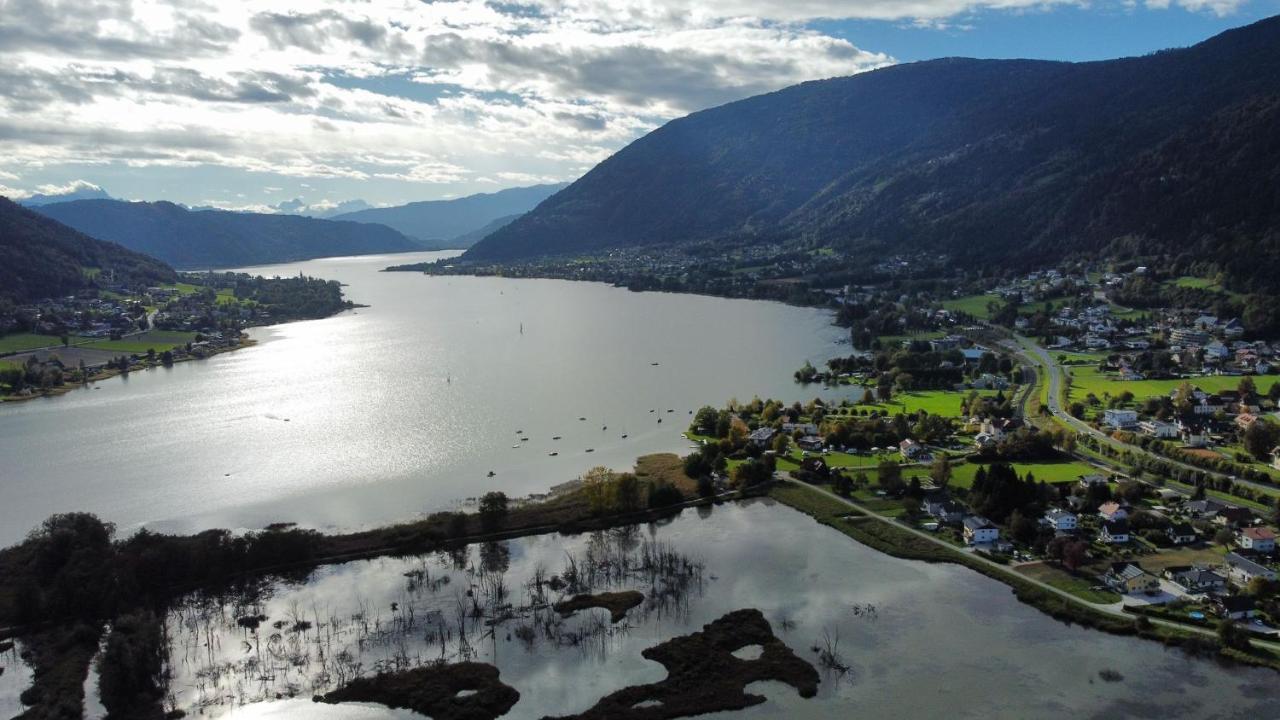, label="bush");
[648,482,684,508]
